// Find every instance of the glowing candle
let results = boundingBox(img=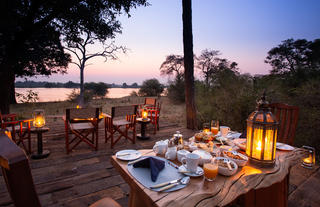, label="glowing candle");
[33,109,45,128]
[142,109,148,120]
